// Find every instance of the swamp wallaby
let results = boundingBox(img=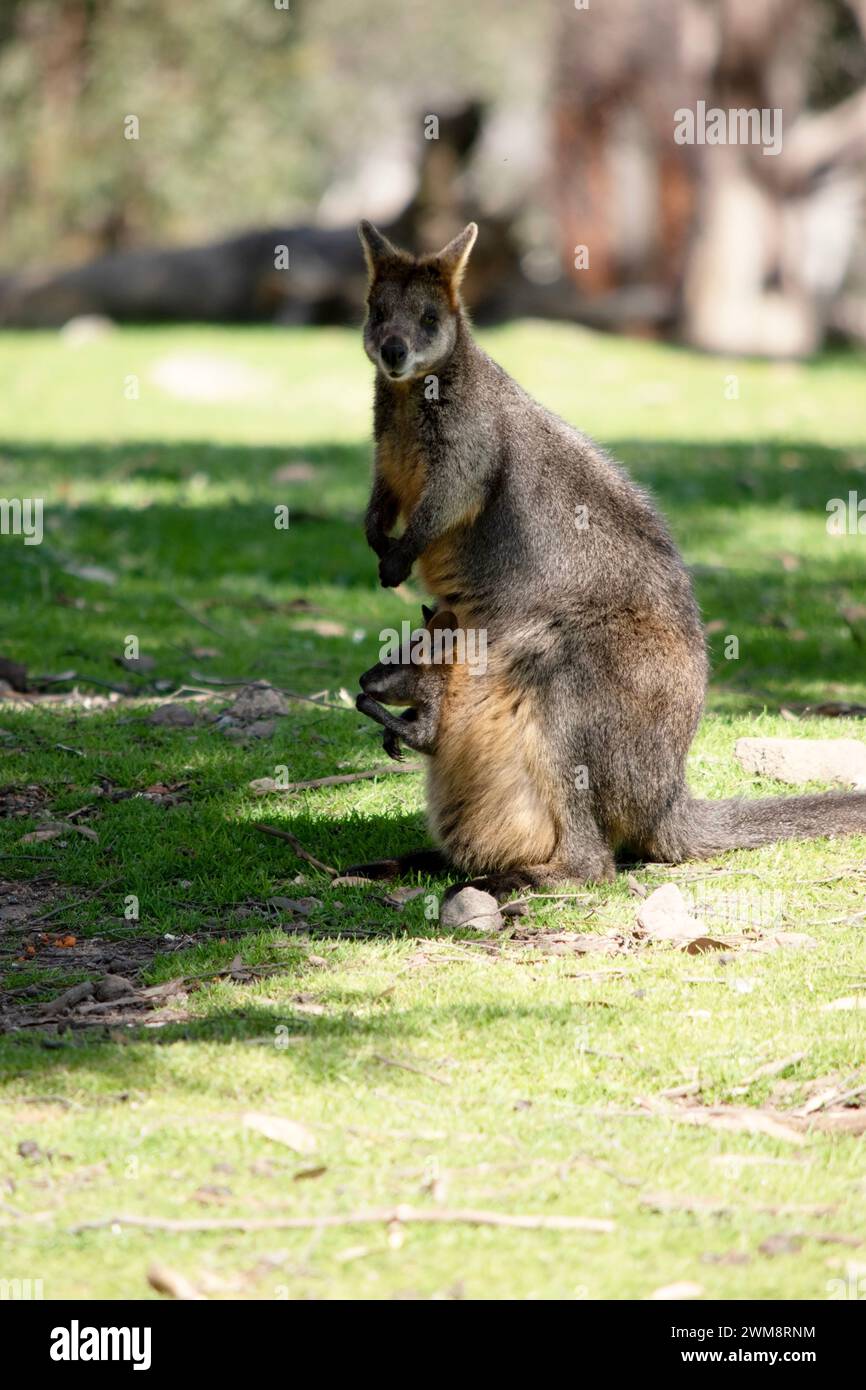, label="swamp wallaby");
[351,219,866,892]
